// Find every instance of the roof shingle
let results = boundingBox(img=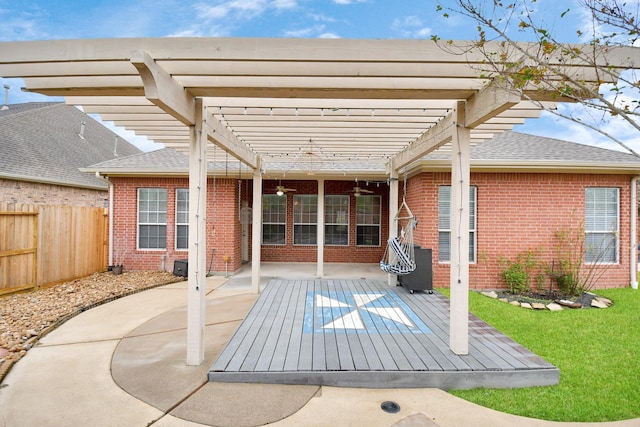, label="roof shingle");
[0,102,141,189]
